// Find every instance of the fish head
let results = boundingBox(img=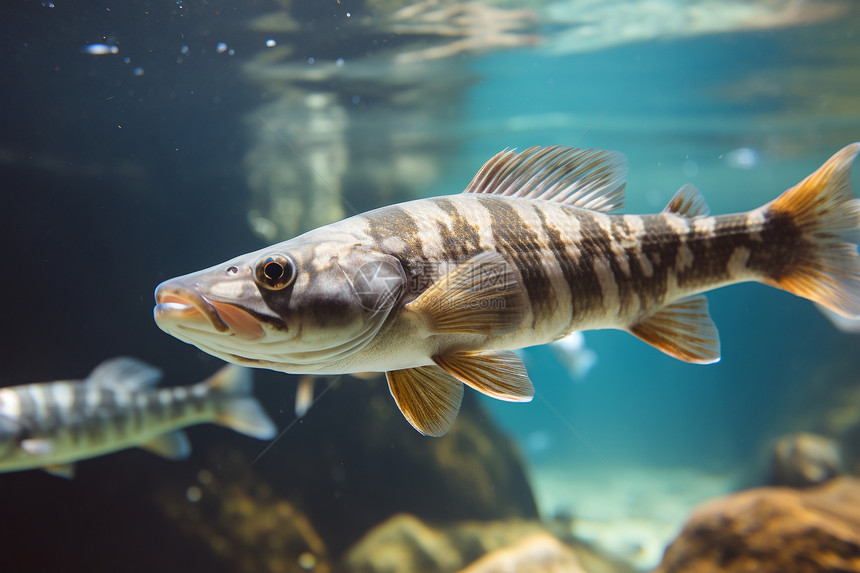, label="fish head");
[153,239,407,371]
